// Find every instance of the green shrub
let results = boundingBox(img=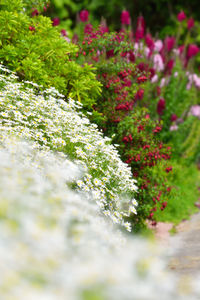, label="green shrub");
[0,0,102,114]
